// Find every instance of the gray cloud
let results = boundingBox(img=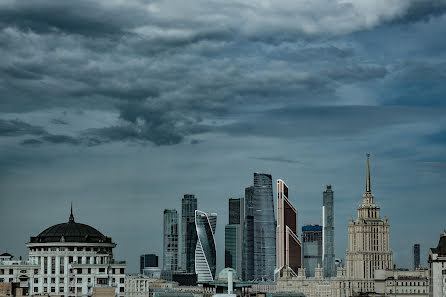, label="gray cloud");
[0,119,46,136]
